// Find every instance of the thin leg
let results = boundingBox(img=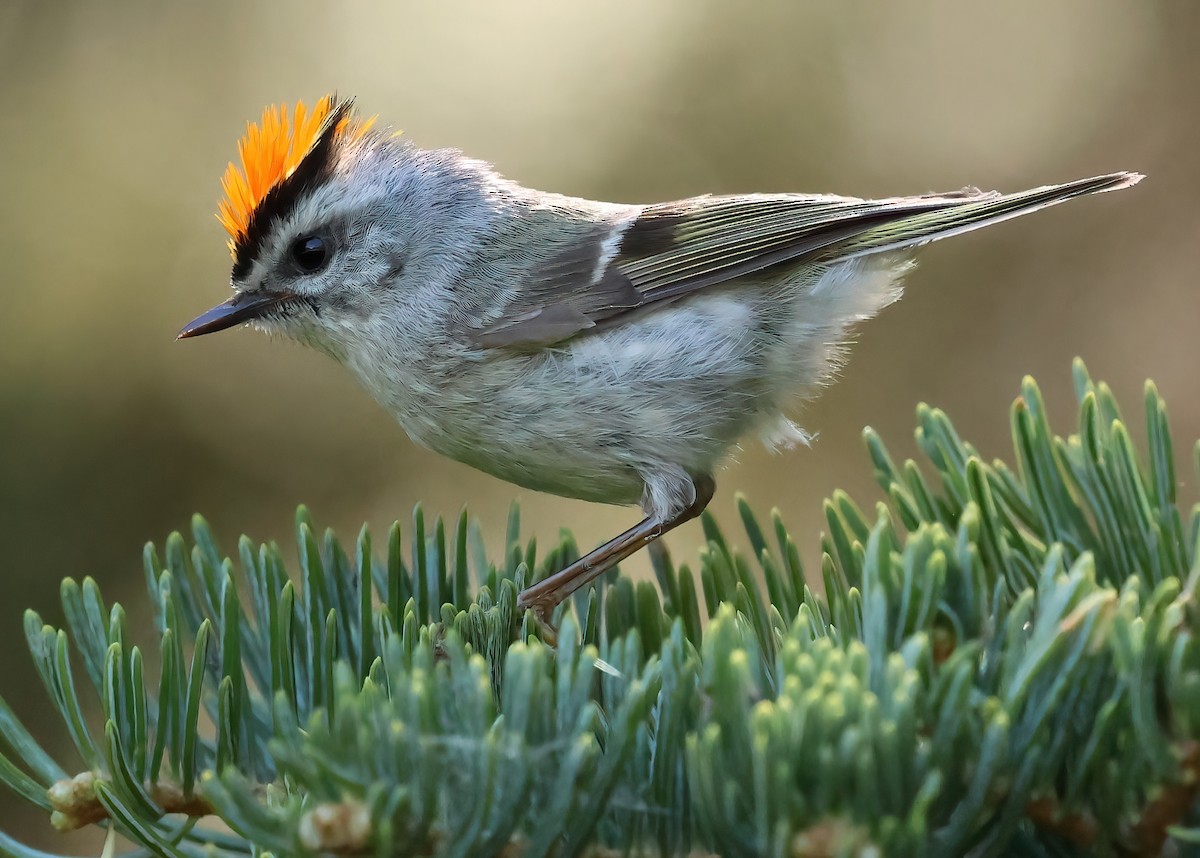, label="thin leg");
[517,474,716,616]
